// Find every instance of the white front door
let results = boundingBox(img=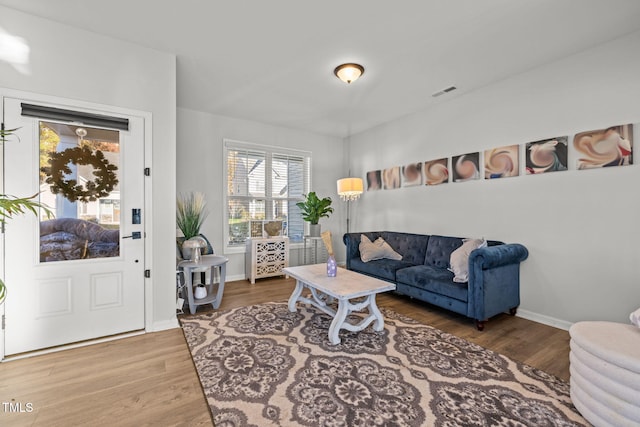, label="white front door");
[2,96,146,356]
